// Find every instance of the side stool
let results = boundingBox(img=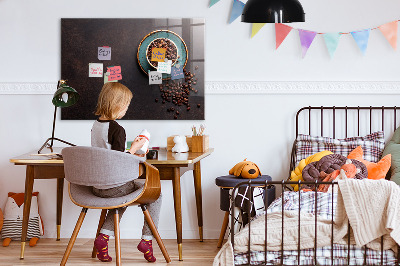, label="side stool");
[215,175,275,248]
